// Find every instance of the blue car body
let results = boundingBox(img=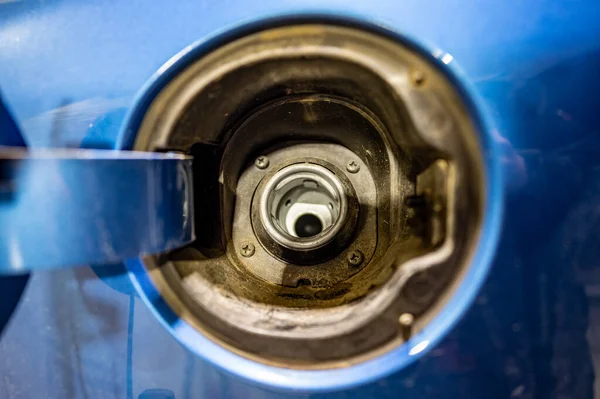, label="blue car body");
[1,1,599,398]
